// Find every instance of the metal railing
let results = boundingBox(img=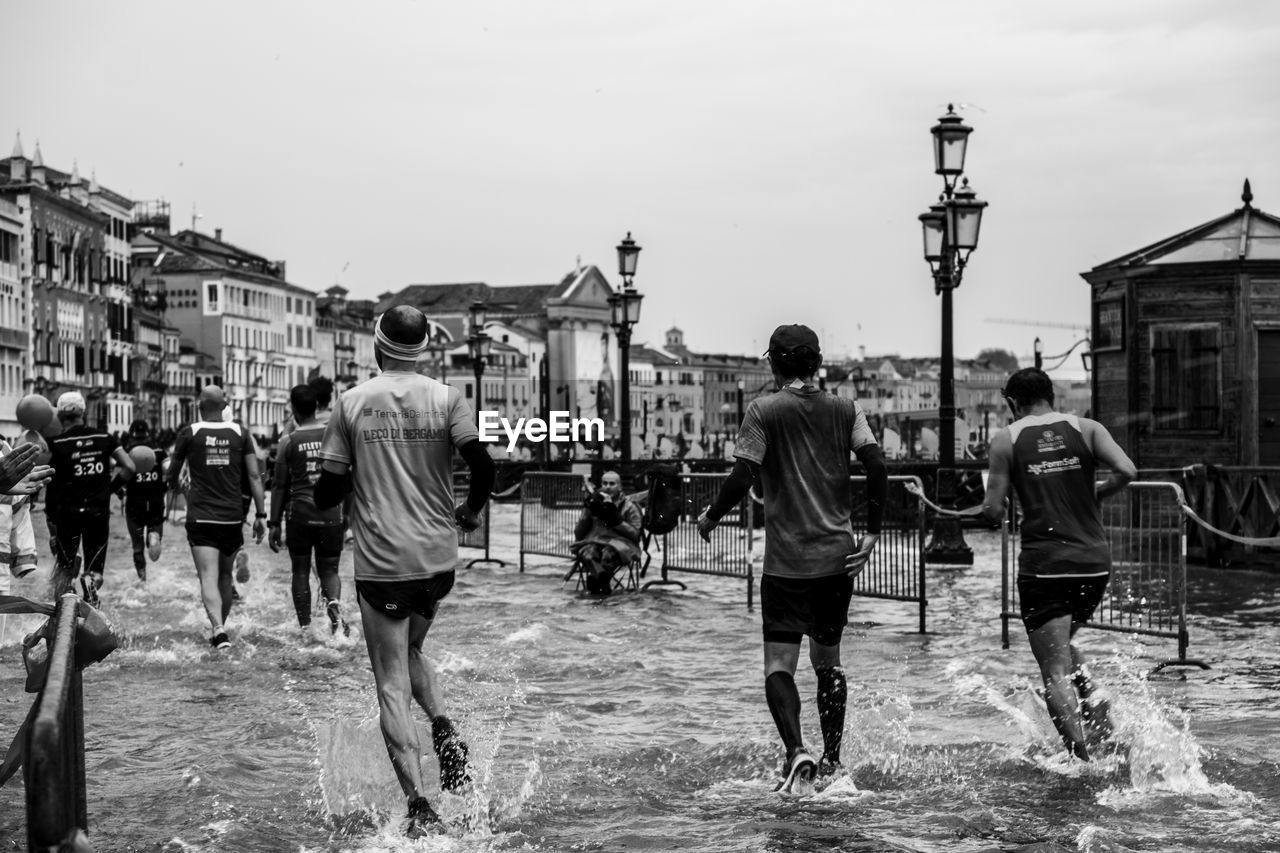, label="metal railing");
[26,593,87,851]
[455,488,504,569]
[644,472,755,607]
[849,475,928,633]
[1000,482,1206,671]
[519,471,589,570]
